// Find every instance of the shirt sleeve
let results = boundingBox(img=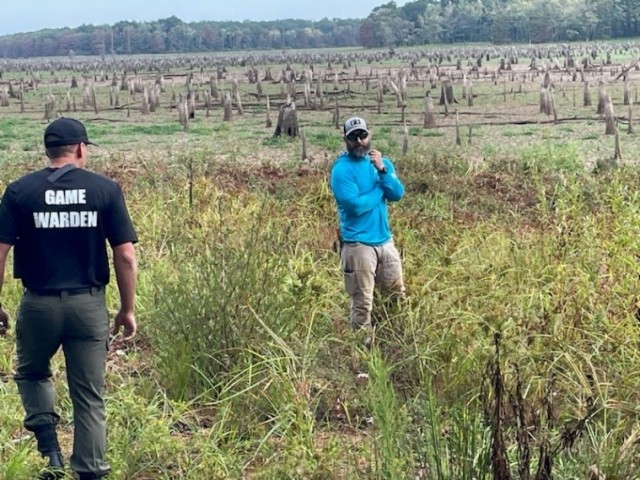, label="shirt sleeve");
[331,164,384,216]
[0,185,19,245]
[379,159,405,202]
[103,183,138,247]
